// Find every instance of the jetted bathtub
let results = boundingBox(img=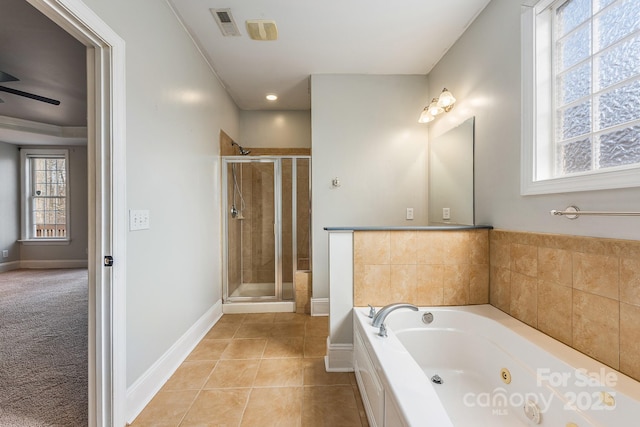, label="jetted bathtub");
[353,305,640,427]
